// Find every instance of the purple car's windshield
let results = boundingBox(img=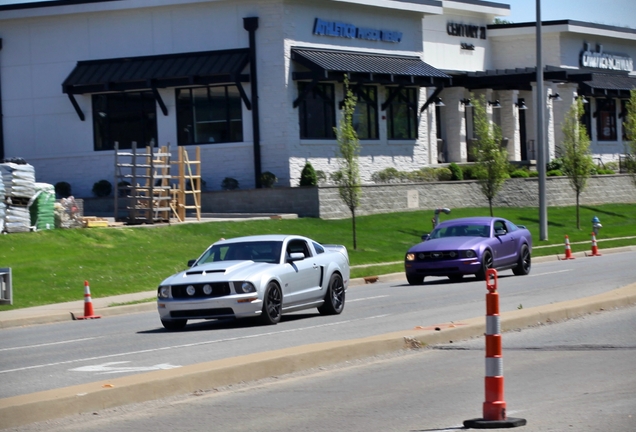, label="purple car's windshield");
[430,224,490,239]
[196,241,283,264]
